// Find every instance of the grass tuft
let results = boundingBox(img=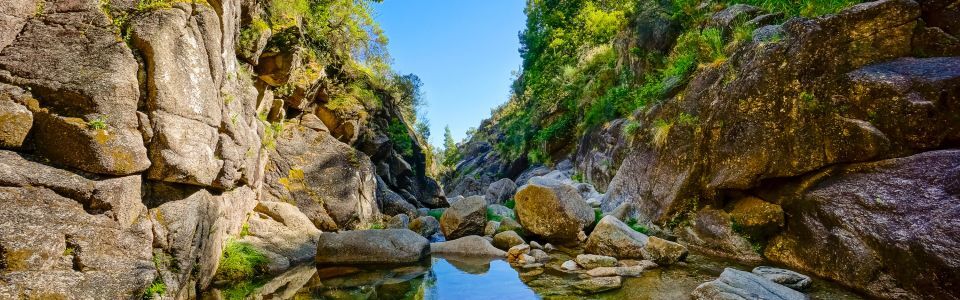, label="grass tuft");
[215,240,268,282]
